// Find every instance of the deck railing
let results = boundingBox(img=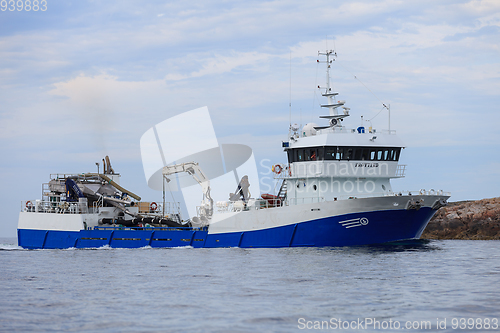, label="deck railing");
[21,200,95,214]
[283,189,451,204]
[395,164,407,178]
